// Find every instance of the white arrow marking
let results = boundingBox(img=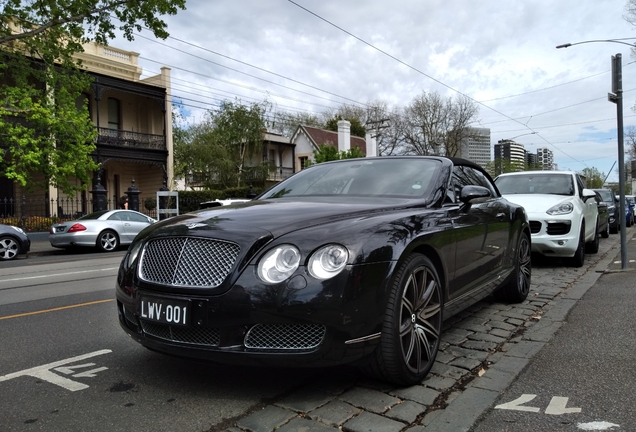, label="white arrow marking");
[545,396,581,415]
[54,363,97,375]
[0,349,111,391]
[495,394,541,412]
[577,421,620,430]
[73,367,108,378]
